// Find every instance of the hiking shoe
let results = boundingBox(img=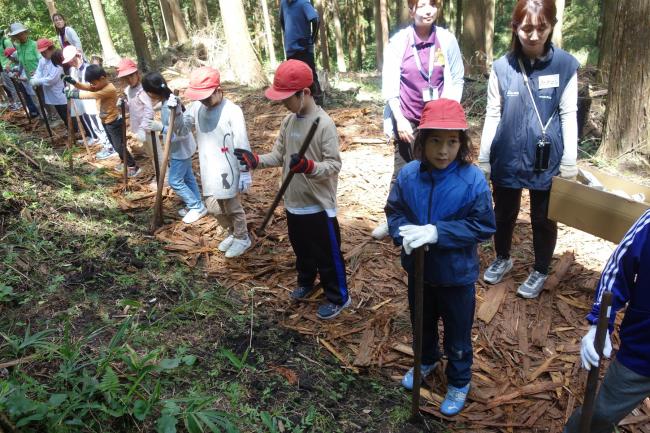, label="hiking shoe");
[225,236,251,258]
[96,148,117,160]
[290,286,317,300]
[182,206,207,224]
[218,234,234,252]
[517,270,548,299]
[317,296,351,320]
[401,362,439,390]
[441,383,470,416]
[50,118,63,128]
[371,222,389,240]
[483,257,513,284]
[178,207,189,218]
[127,166,142,178]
